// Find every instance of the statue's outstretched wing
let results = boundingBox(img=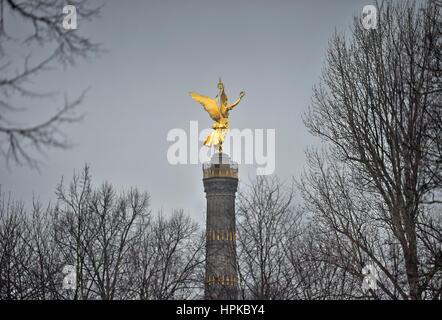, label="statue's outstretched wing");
[189,92,220,121]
